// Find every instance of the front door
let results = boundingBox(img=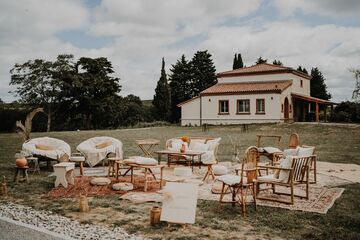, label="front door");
[284,97,289,121]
